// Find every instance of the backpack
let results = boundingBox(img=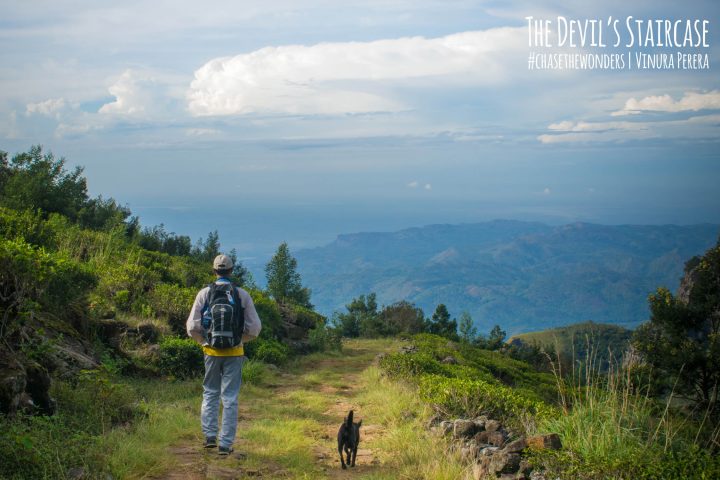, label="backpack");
[202,282,245,349]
